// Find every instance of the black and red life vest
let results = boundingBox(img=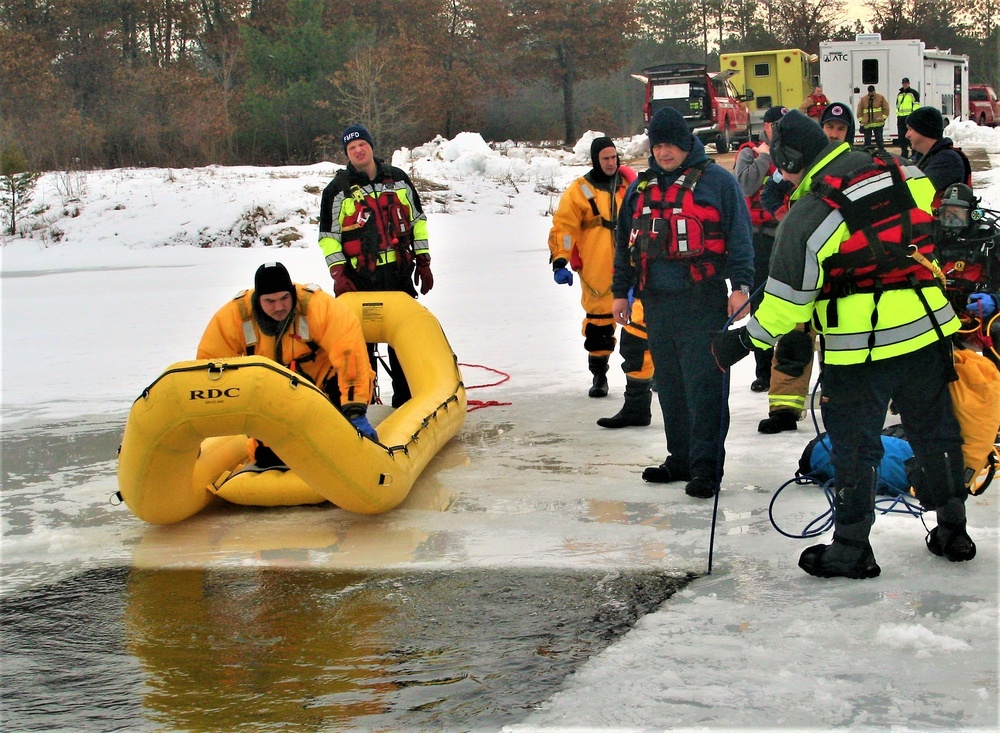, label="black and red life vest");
[735,141,777,229]
[811,153,940,303]
[628,160,726,286]
[336,169,415,273]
